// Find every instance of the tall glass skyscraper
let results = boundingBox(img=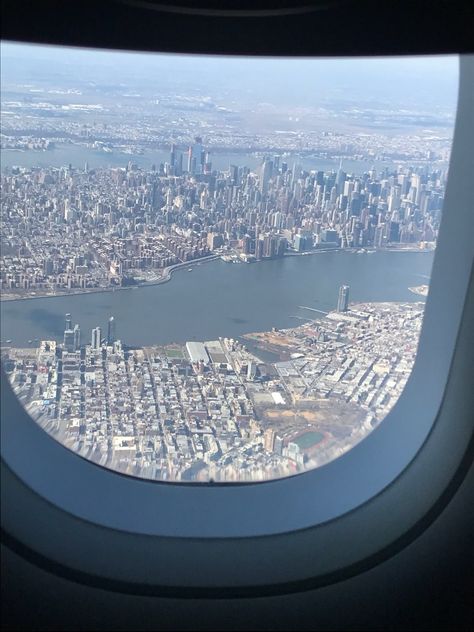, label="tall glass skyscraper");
[337,285,350,312]
[107,317,116,344]
[91,327,102,350]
